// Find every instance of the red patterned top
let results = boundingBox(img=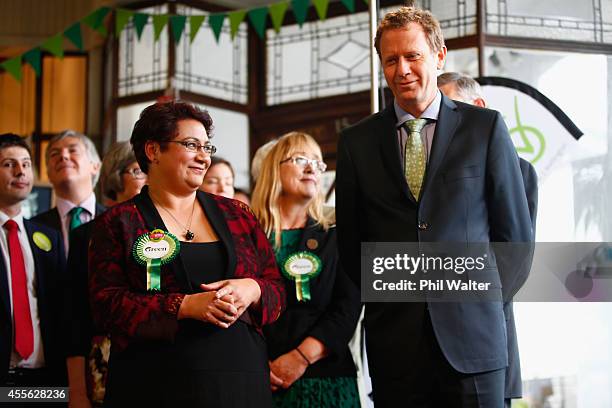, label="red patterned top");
[88,190,286,352]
